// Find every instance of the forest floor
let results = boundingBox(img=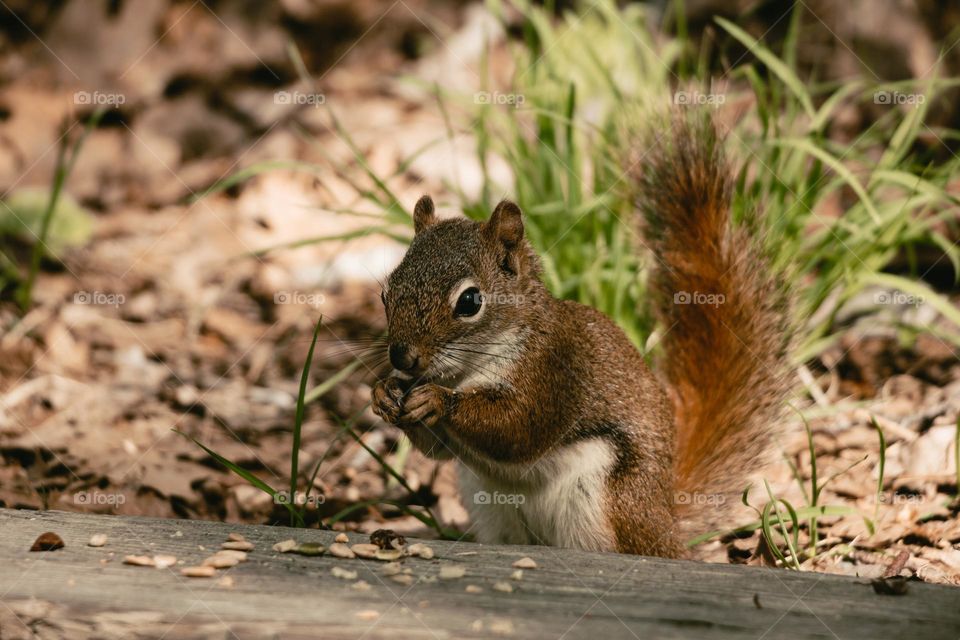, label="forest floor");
[0,0,958,588]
